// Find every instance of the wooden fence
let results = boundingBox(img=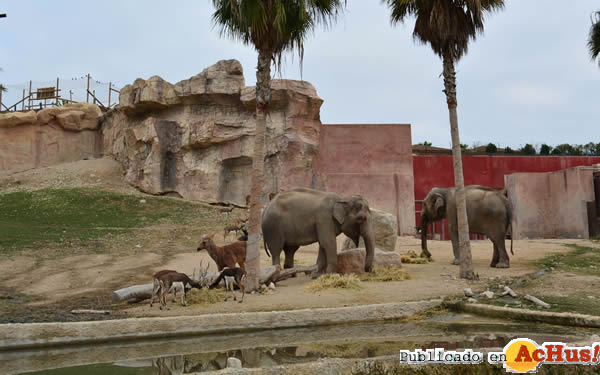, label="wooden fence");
[0,74,120,112]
